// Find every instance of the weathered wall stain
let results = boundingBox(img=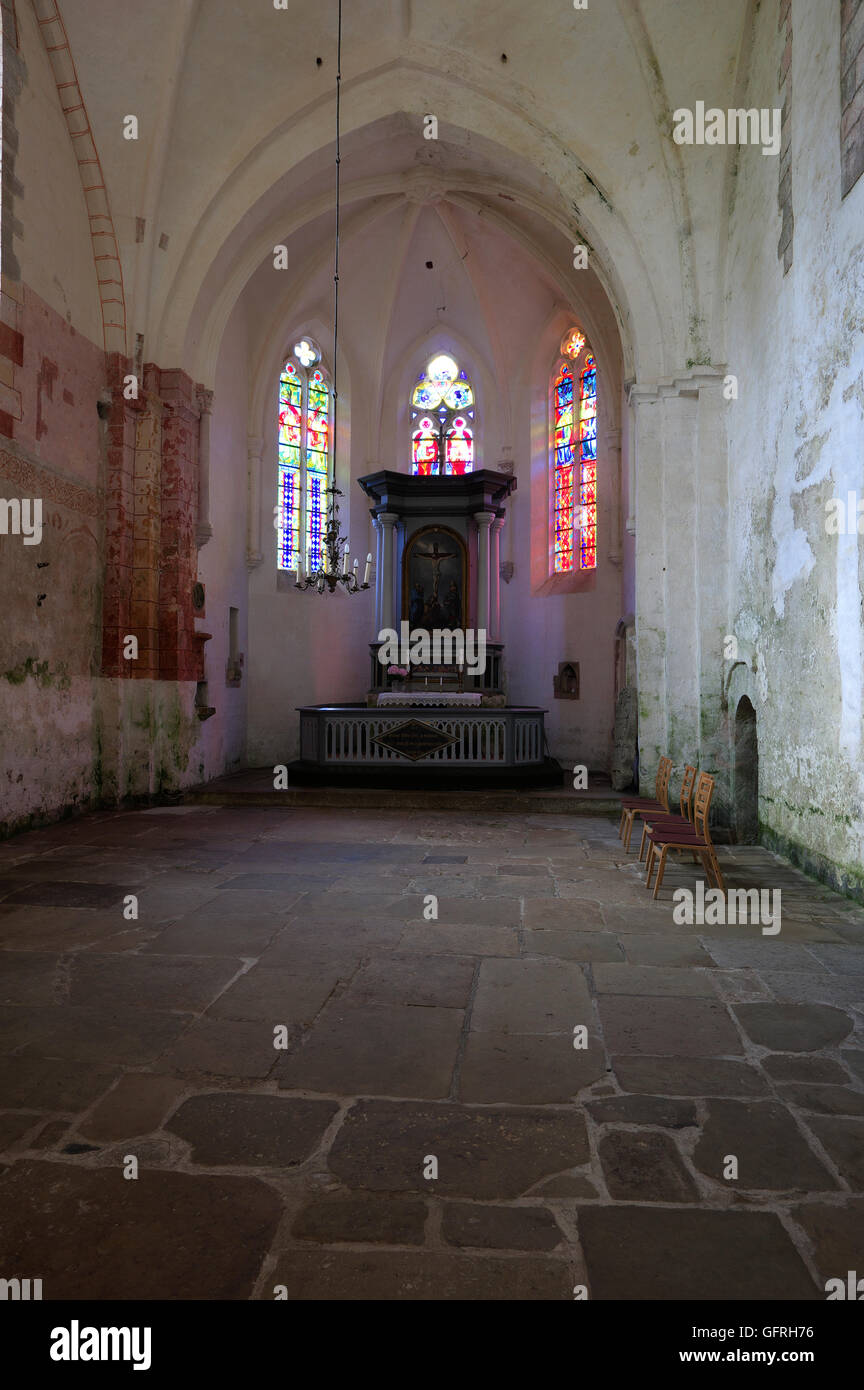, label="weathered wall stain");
[35,355,58,441]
